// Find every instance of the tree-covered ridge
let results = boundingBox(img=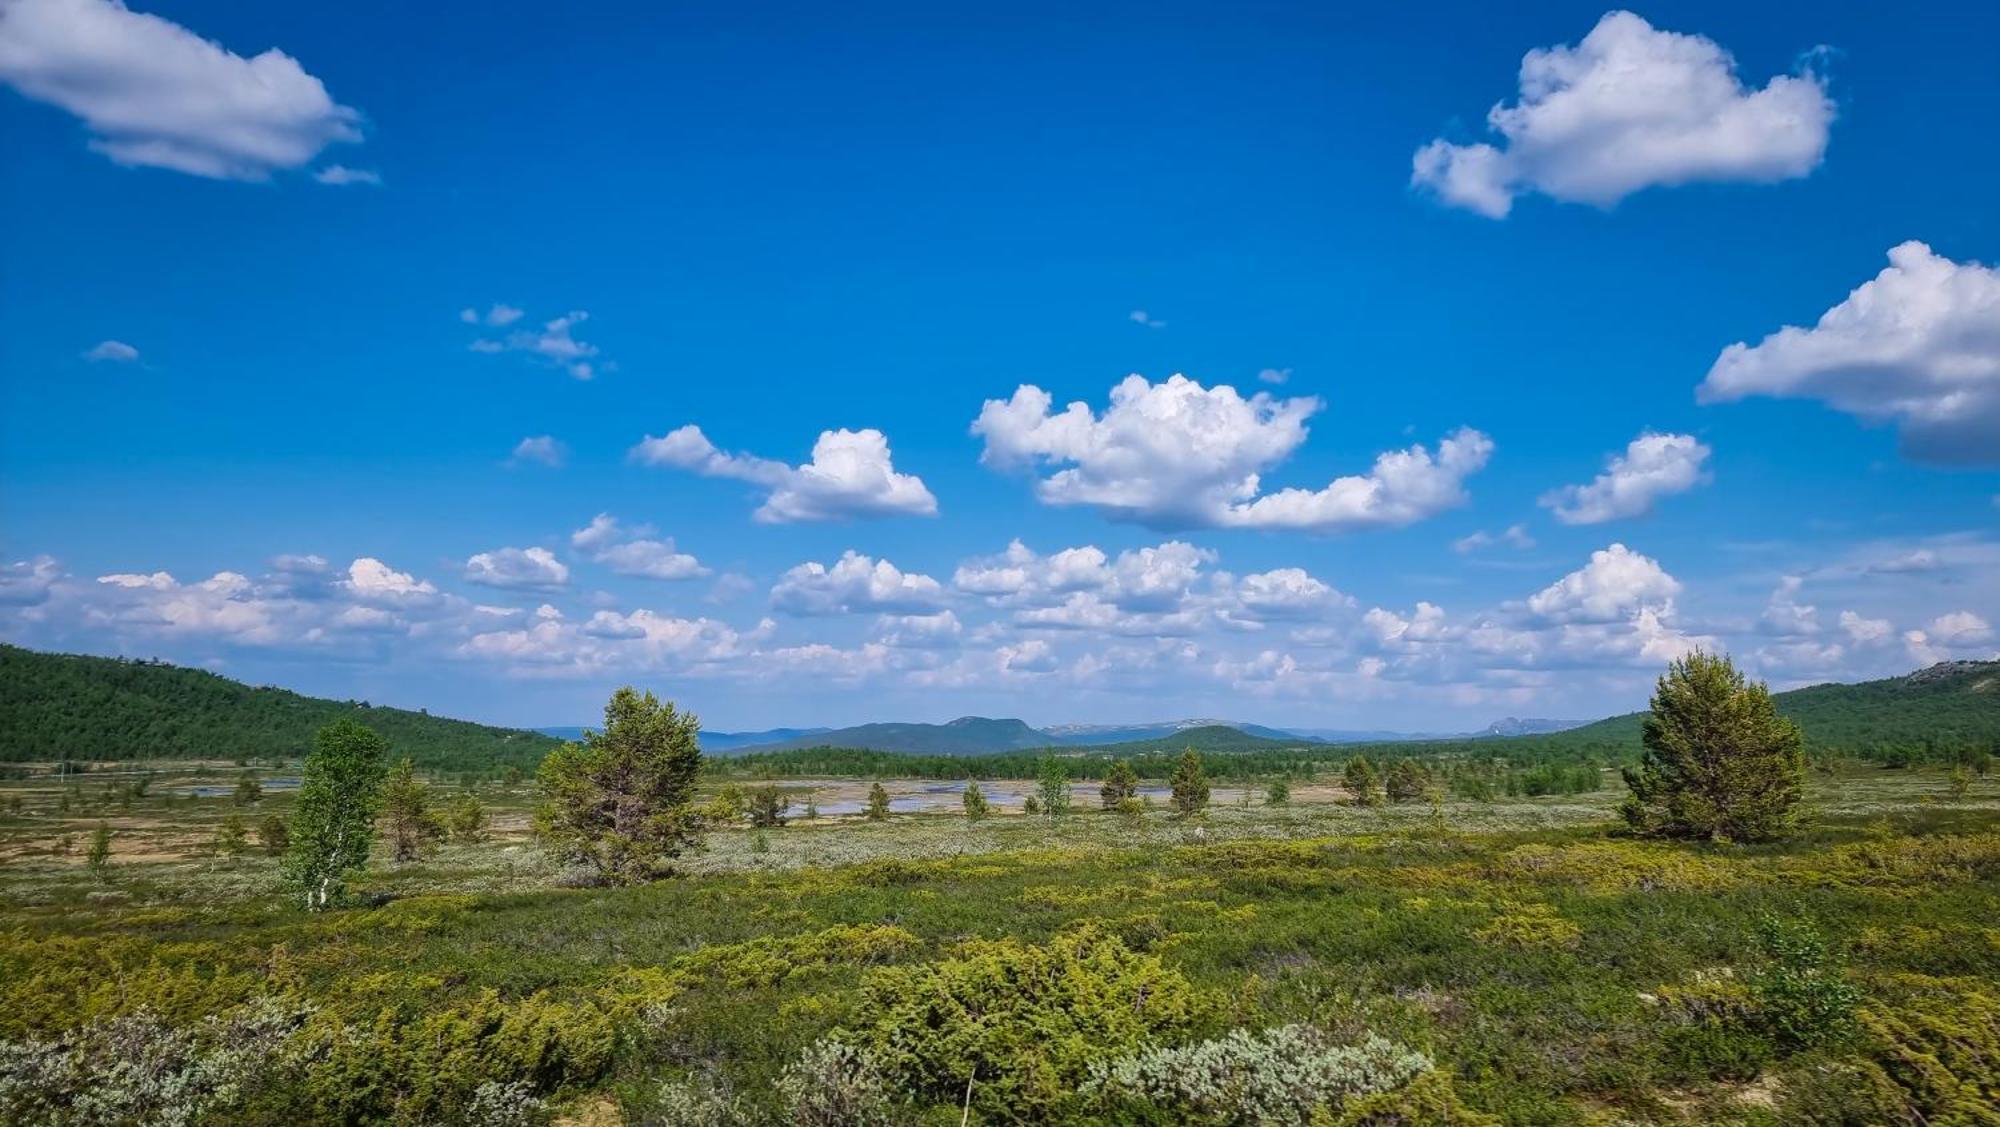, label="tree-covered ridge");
[1530,659,2000,760]
[0,645,558,770]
